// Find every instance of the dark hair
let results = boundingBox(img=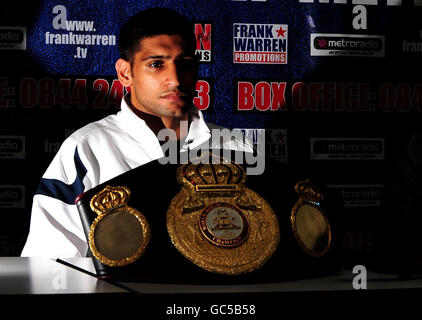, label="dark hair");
[118,7,196,62]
